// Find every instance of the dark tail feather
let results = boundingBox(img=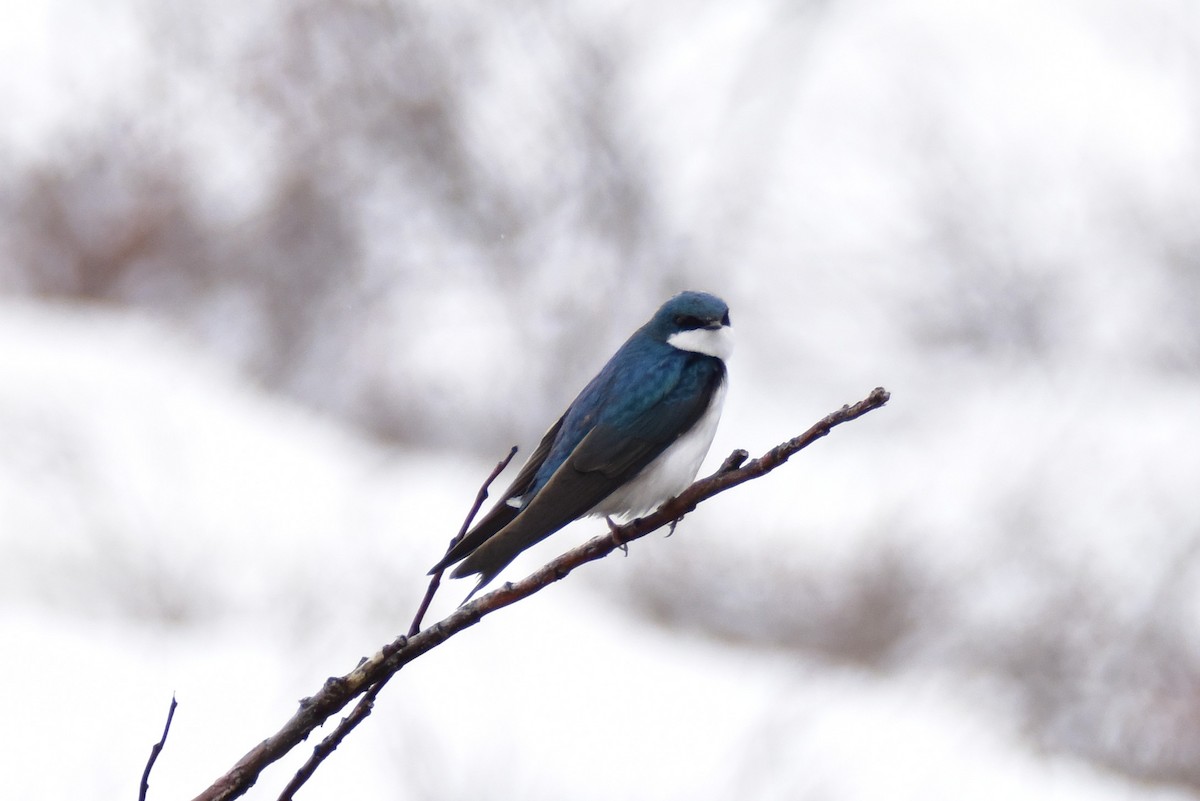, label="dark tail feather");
[448,511,571,586]
[458,576,490,607]
[448,463,613,590]
[428,502,520,575]
[449,543,511,583]
[431,416,568,575]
